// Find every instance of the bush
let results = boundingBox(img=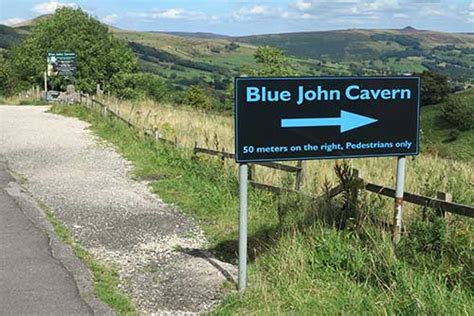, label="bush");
[420,71,449,106]
[10,7,137,93]
[183,85,213,110]
[441,97,474,131]
[110,73,168,101]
